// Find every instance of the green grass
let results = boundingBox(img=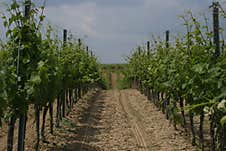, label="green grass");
[101,64,127,71]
